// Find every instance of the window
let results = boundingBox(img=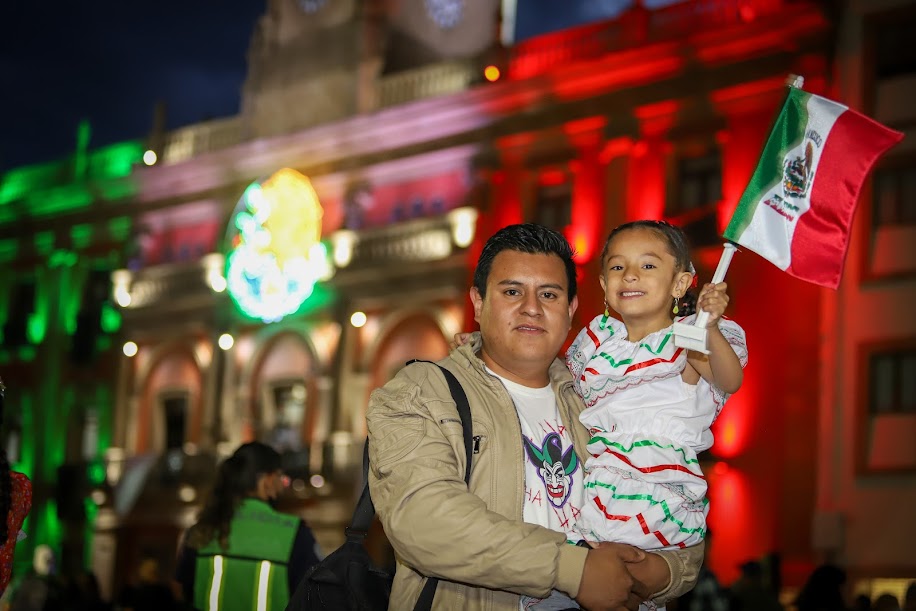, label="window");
[874,13,916,79]
[873,162,916,227]
[72,269,112,363]
[868,349,916,415]
[81,409,99,461]
[2,280,36,348]
[267,382,306,453]
[533,181,572,232]
[859,343,916,473]
[161,394,188,450]
[668,151,722,216]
